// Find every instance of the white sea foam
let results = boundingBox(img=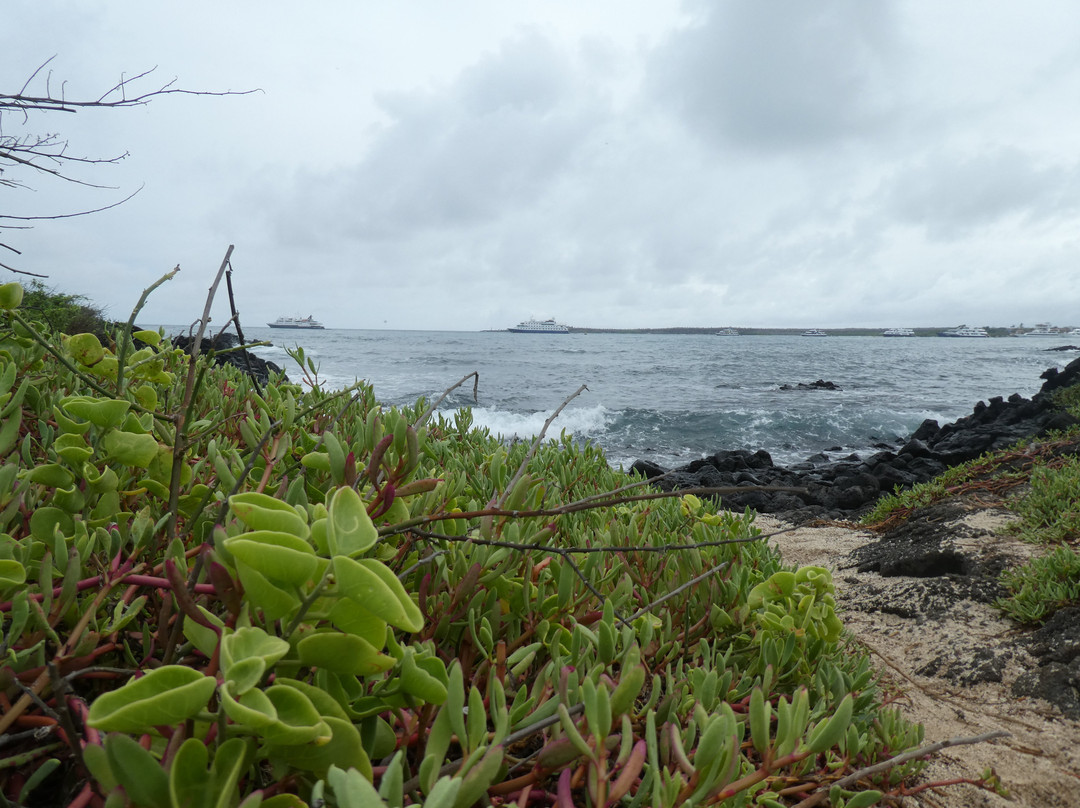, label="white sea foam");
[465,404,613,440]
